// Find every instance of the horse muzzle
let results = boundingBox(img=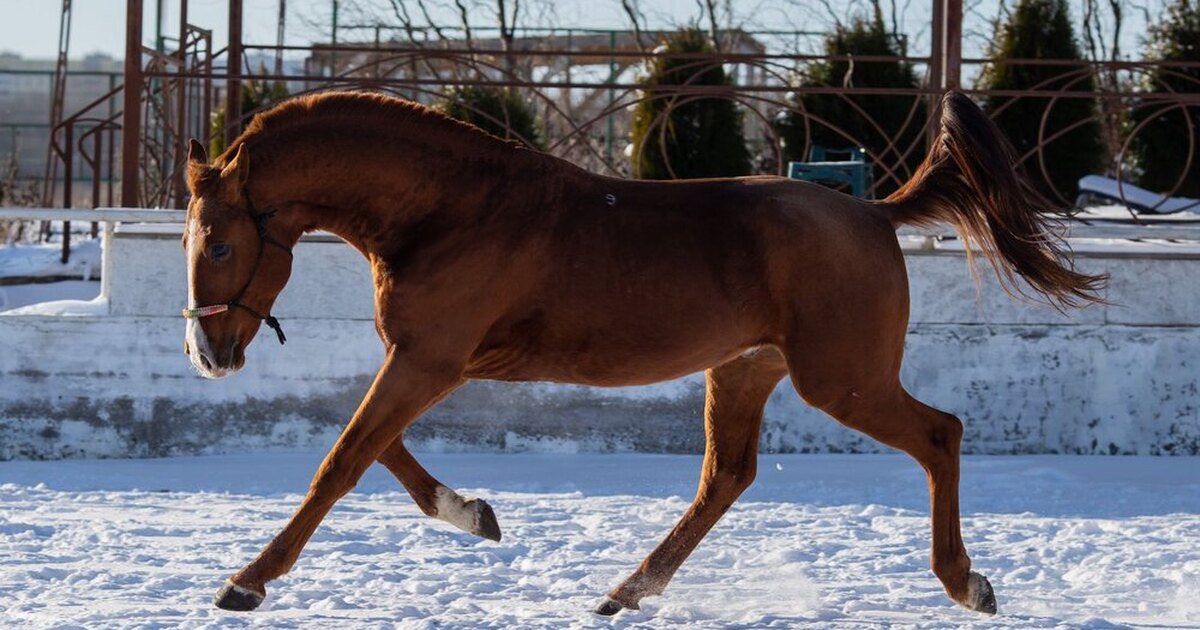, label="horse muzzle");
[184,319,245,379]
